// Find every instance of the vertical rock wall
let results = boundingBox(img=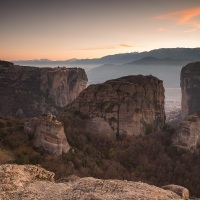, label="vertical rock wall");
[181,62,200,119]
